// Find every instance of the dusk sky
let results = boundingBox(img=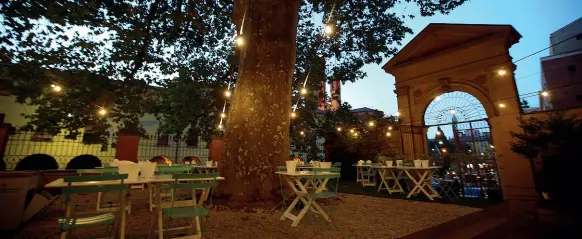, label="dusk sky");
[342,0,582,115]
